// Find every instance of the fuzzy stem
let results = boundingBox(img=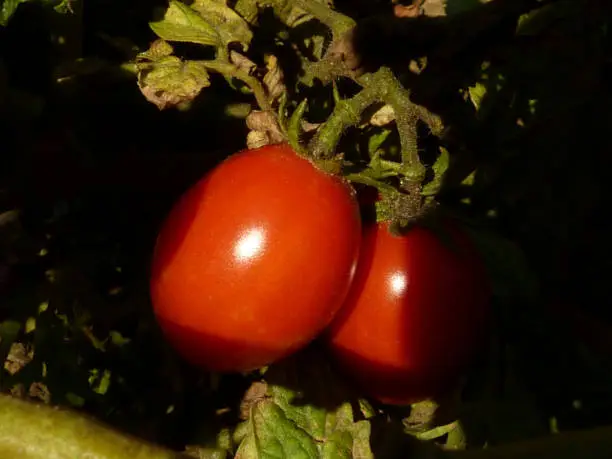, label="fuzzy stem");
[293,0,355,39]
[201,60,271,112]
[288,99,308,154]
[359,68,426,183]
[344,173,397,194]
[309,83,382,158]
[0,394,187,459]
